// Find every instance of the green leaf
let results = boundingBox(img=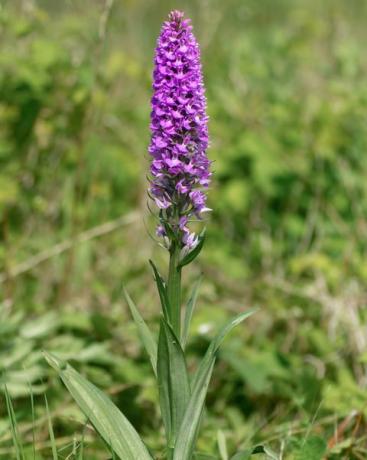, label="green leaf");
[174,309,258,460]
[217,429,228,460]
[122,286,157,376]
[181,275,202,349]
[254,445,279,460]
[29,382,36,460]
[178,229,206,268]
[44,394,58,460]
[20,312,58,339]
[173,358,215,460]
[4,384,24,460]
[77,423,87,460]
[230,451,252,460]
[231,445,279,460]
[157,318,191,450]
[296,437,326,460]
[149,260,171,322]
[44,351,67,372]
[192,309,258,391]
[43,352,153,460]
